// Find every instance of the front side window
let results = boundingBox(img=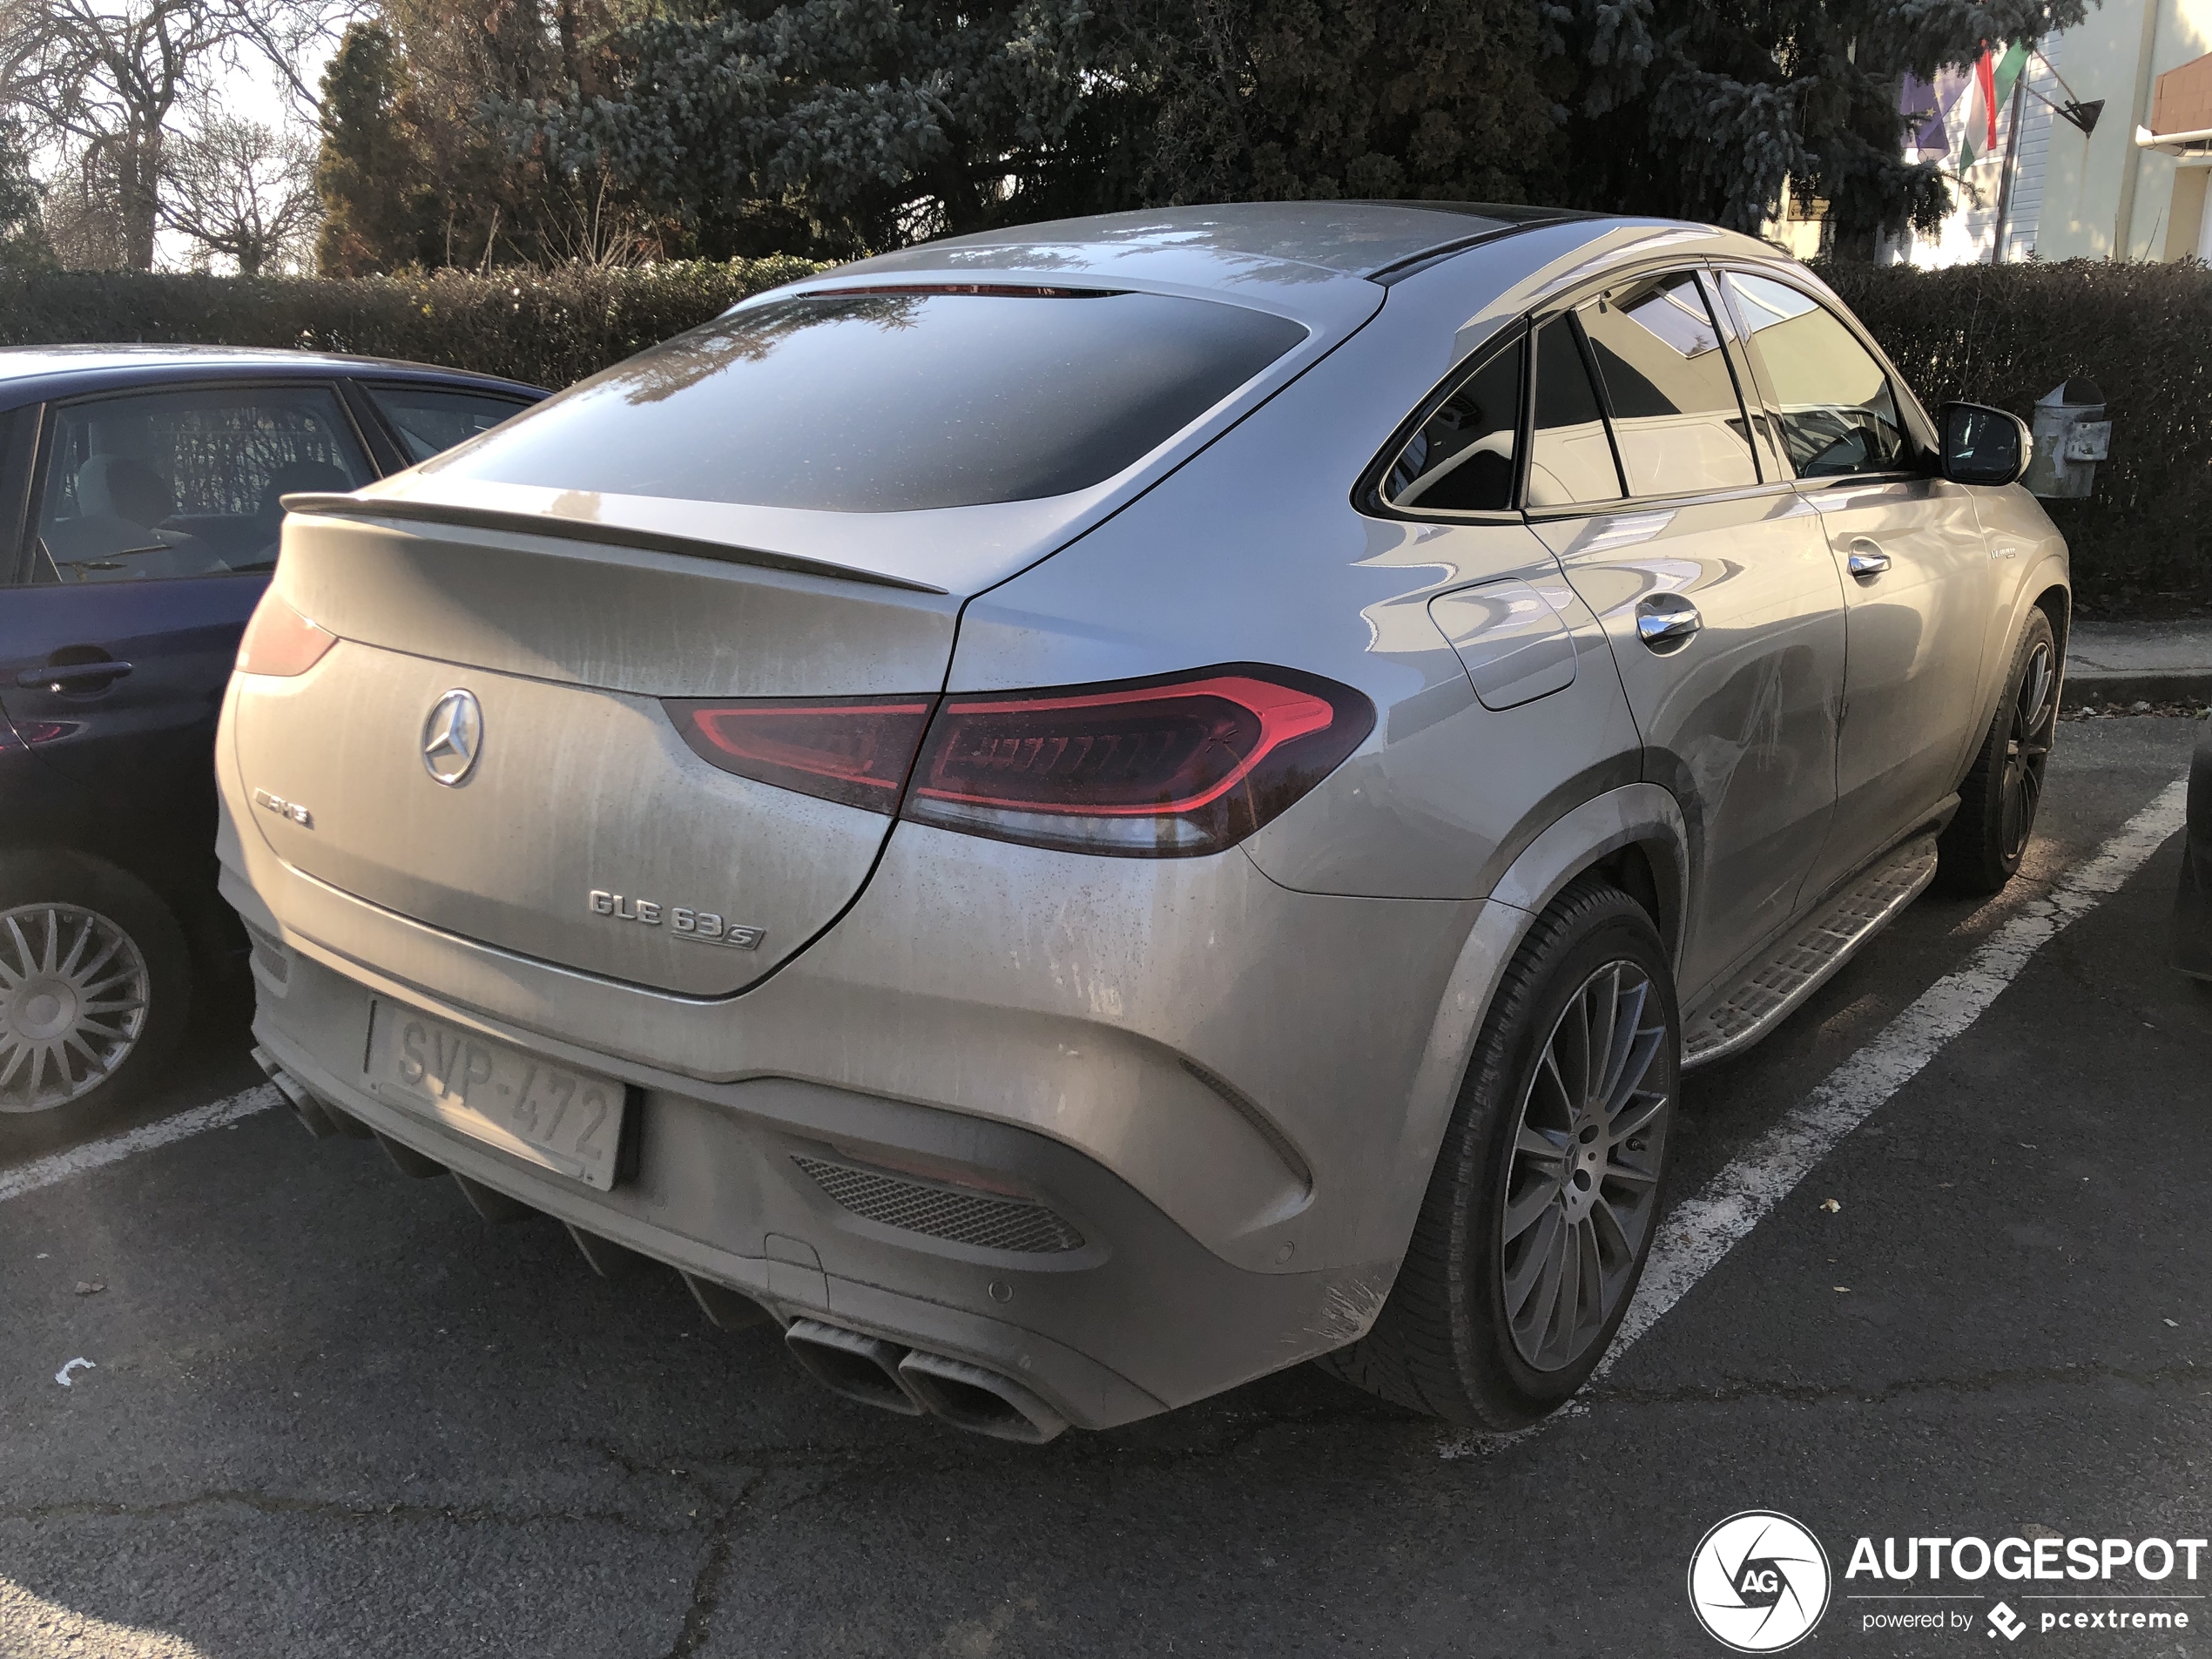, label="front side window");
[365,383,534,464]
[1578,272,1760,496]
[1526,317,1624,509]
[33,385,373,583]
[427,288,1309,513]
[1379,335,1522,513]
[1721,272,1906,478]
